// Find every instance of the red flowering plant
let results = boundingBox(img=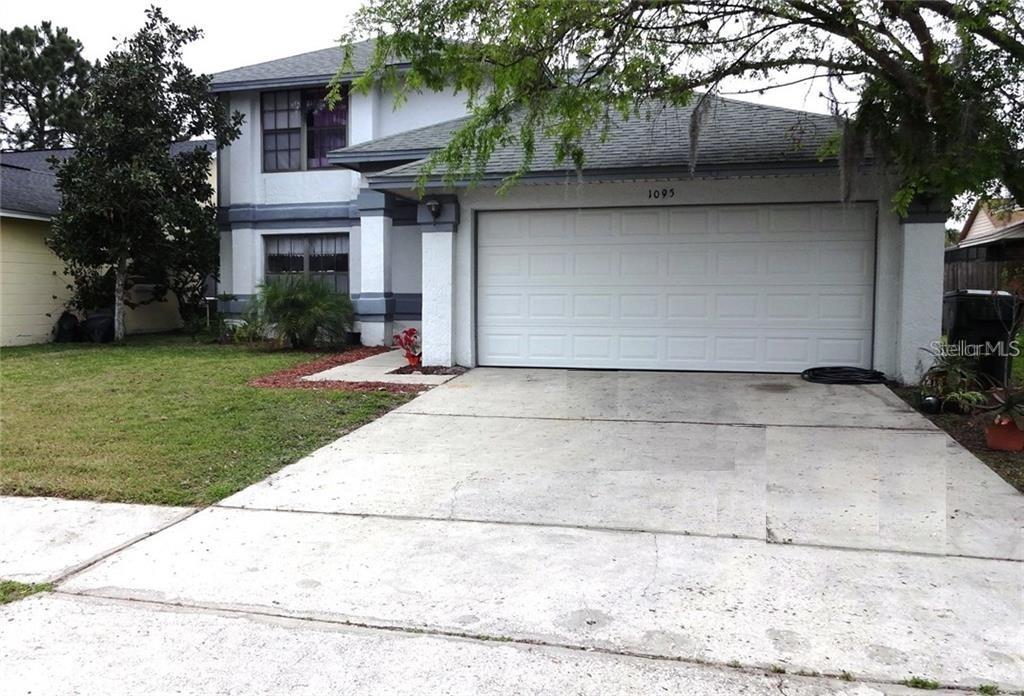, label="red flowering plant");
[393,327,422,365]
